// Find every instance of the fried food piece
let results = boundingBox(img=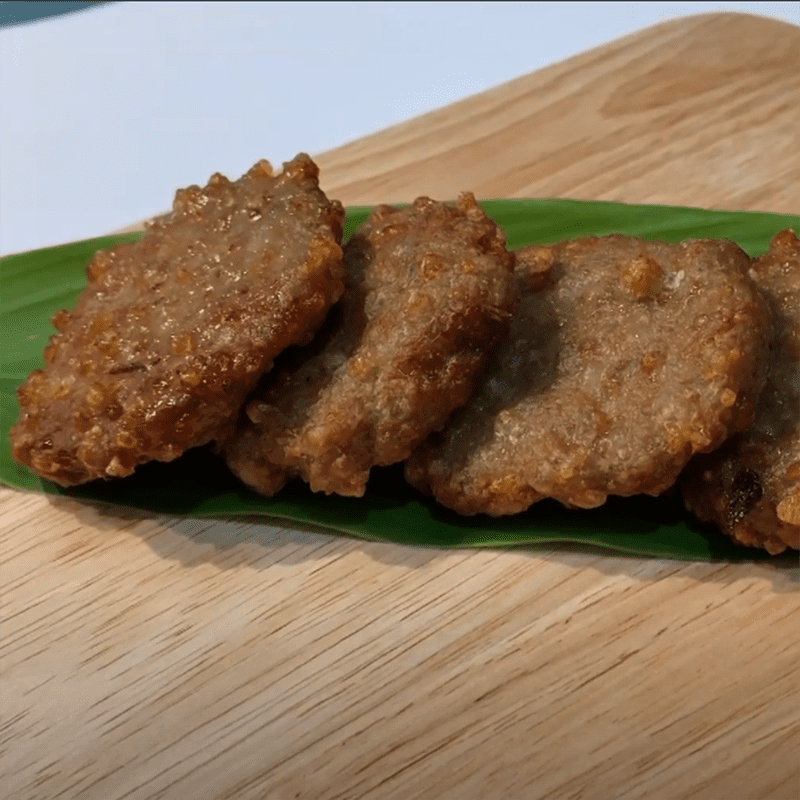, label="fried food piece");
[406,235,771,516]
[222,194,517,497]
[10,154,346,486]
[682,230,800,554]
